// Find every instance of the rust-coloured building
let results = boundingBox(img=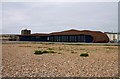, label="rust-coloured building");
[17,29,109,43]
